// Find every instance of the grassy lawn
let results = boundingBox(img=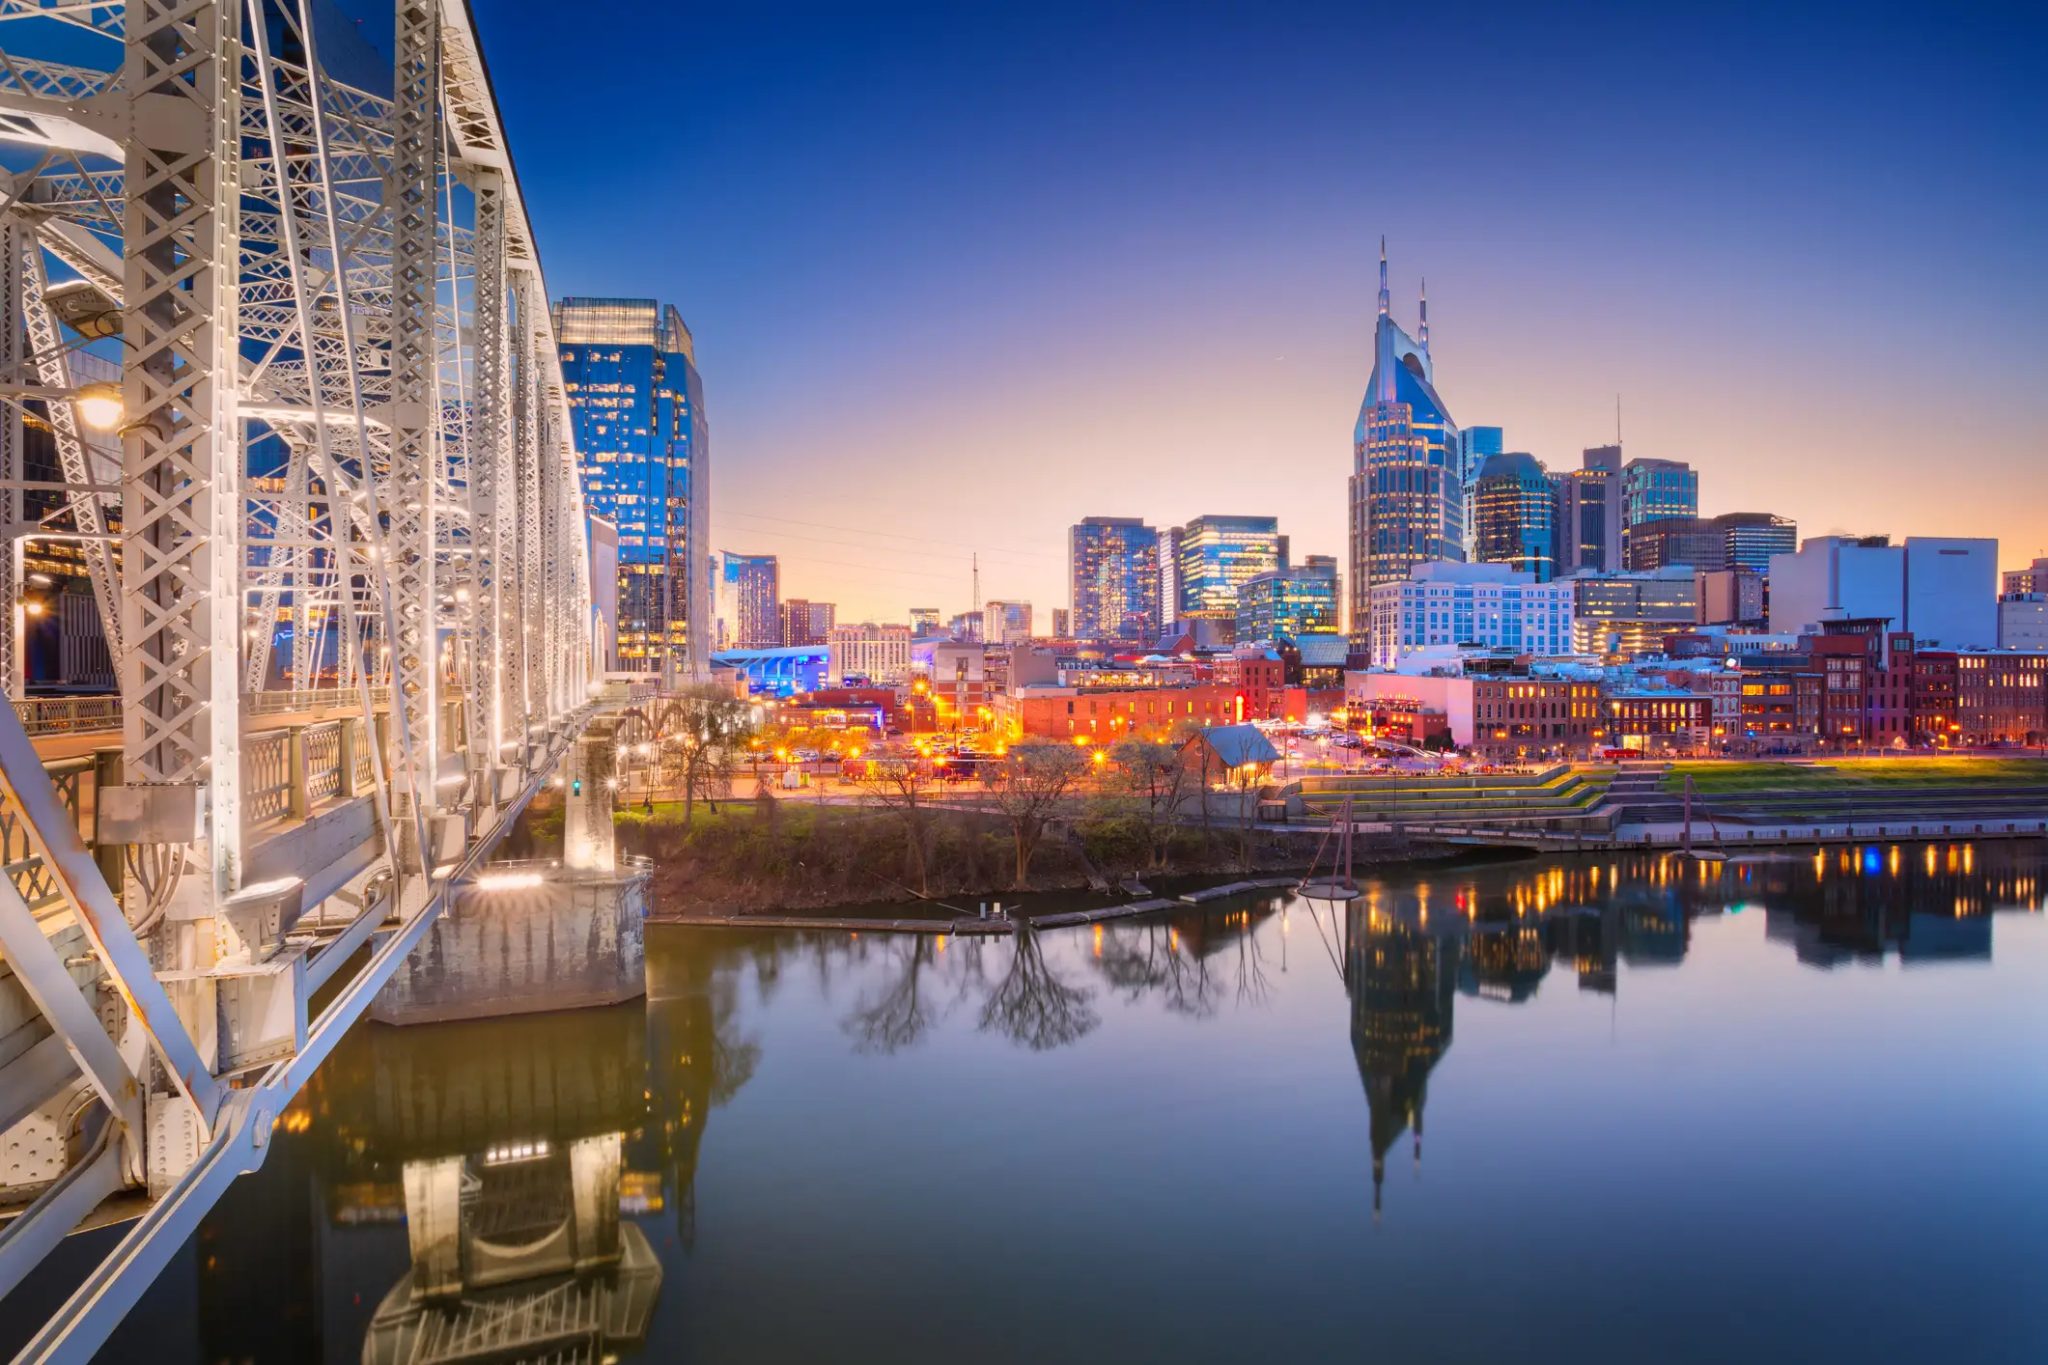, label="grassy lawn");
[1663,757,2048,793]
